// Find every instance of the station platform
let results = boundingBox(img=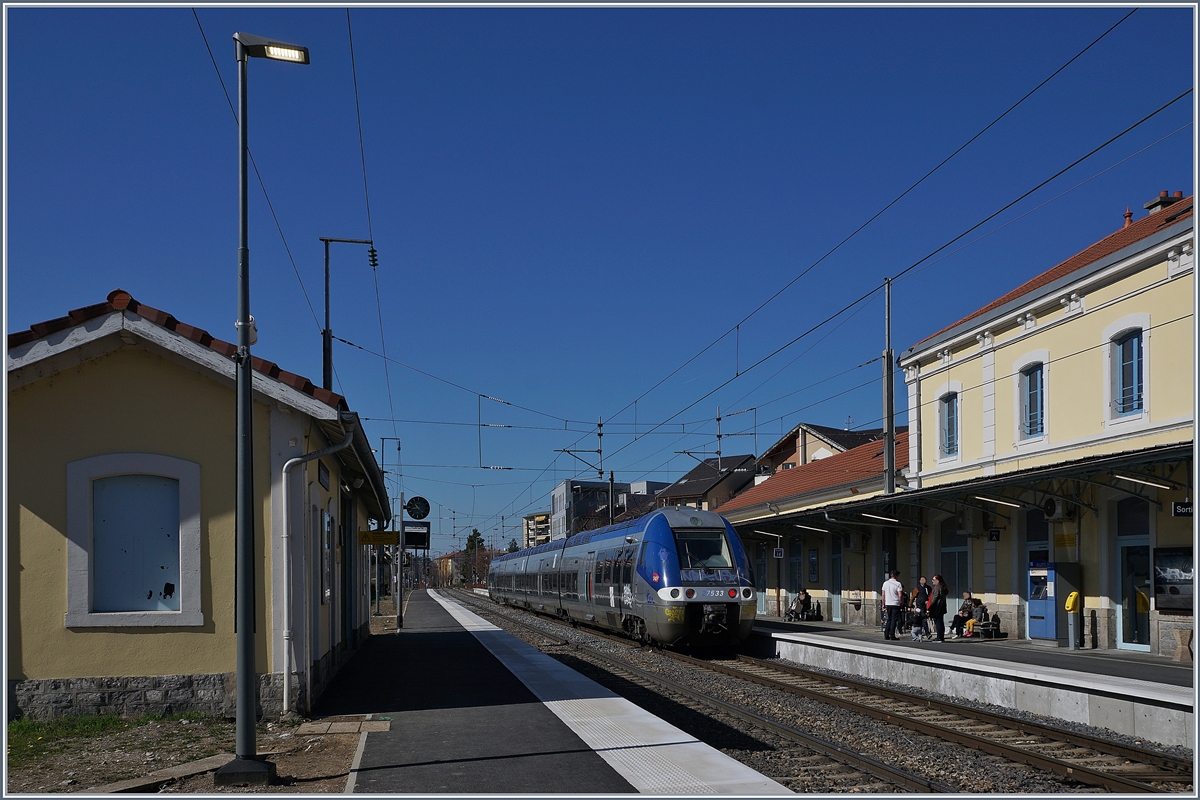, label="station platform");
[750,616,1195,749]
[312,589,790,794]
